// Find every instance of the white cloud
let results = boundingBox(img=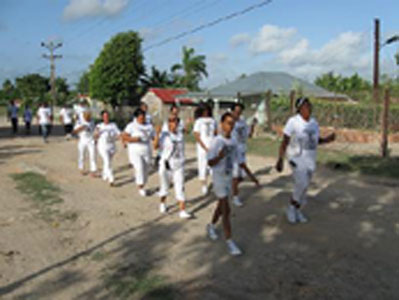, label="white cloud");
[249,25,297,54]
[63,0,128,21]
[278,31,371,77]
[234,24,372,79]
[230,33,250,47]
